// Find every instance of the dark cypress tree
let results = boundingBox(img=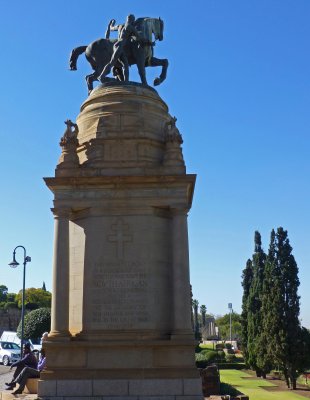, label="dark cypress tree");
[42,282,46,291]
[277,228,300,389]
[241,258,253,366]
[255,231,275,377]
[262,229,281,373]
[296,327,310,374]
[246,231,268,376]
[264,228,301,389]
